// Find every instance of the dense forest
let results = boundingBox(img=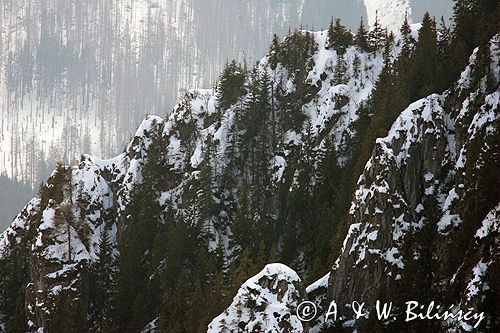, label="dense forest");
[0,0,456,230]
[1,0,498,332]
[0,0,372,229]
[0,0,368,184]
